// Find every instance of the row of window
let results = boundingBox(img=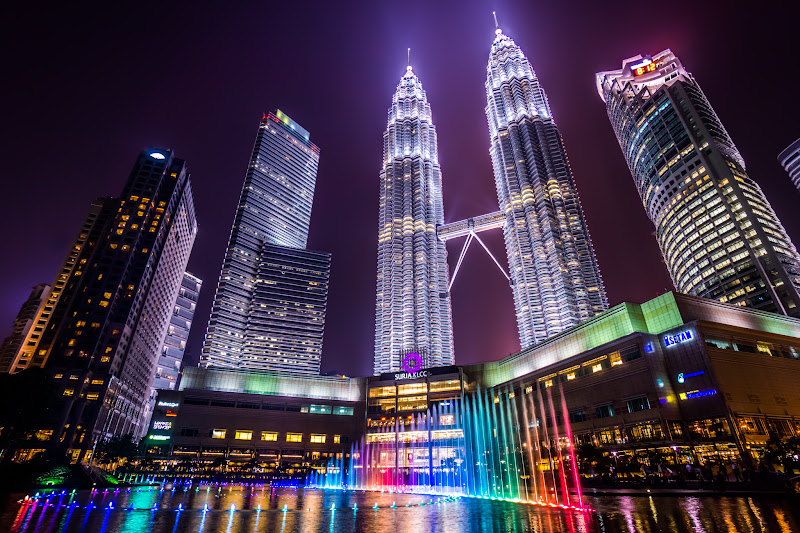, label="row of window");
[194,429,343,444]
[181,397,354,416]
[534,346,642,390]
[568,396,651,423]
[704,337,800,359]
